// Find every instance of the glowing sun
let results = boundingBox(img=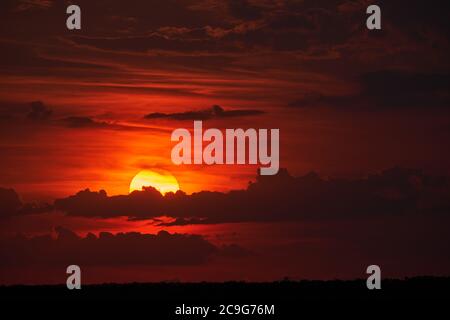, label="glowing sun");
[129,170,179,195]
